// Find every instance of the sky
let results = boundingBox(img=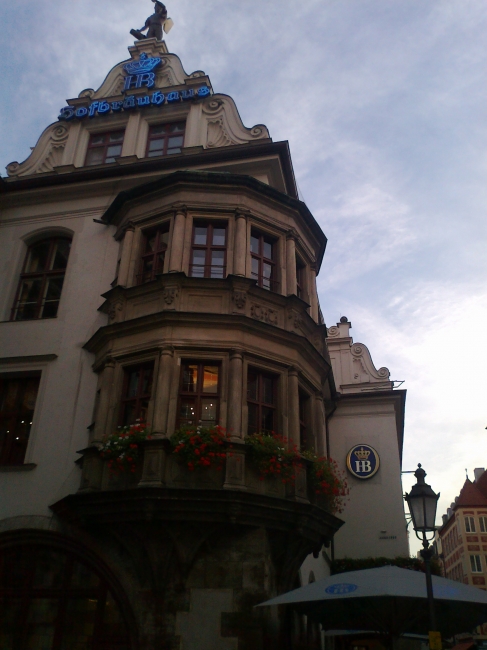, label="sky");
[1,0,486,555]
